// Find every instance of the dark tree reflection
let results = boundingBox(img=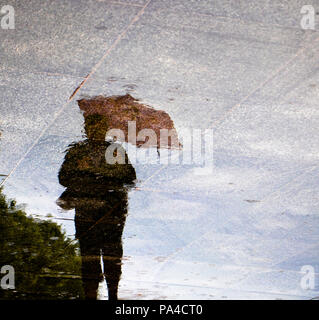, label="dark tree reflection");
[0,188,84,300]
[57,113,136,300]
